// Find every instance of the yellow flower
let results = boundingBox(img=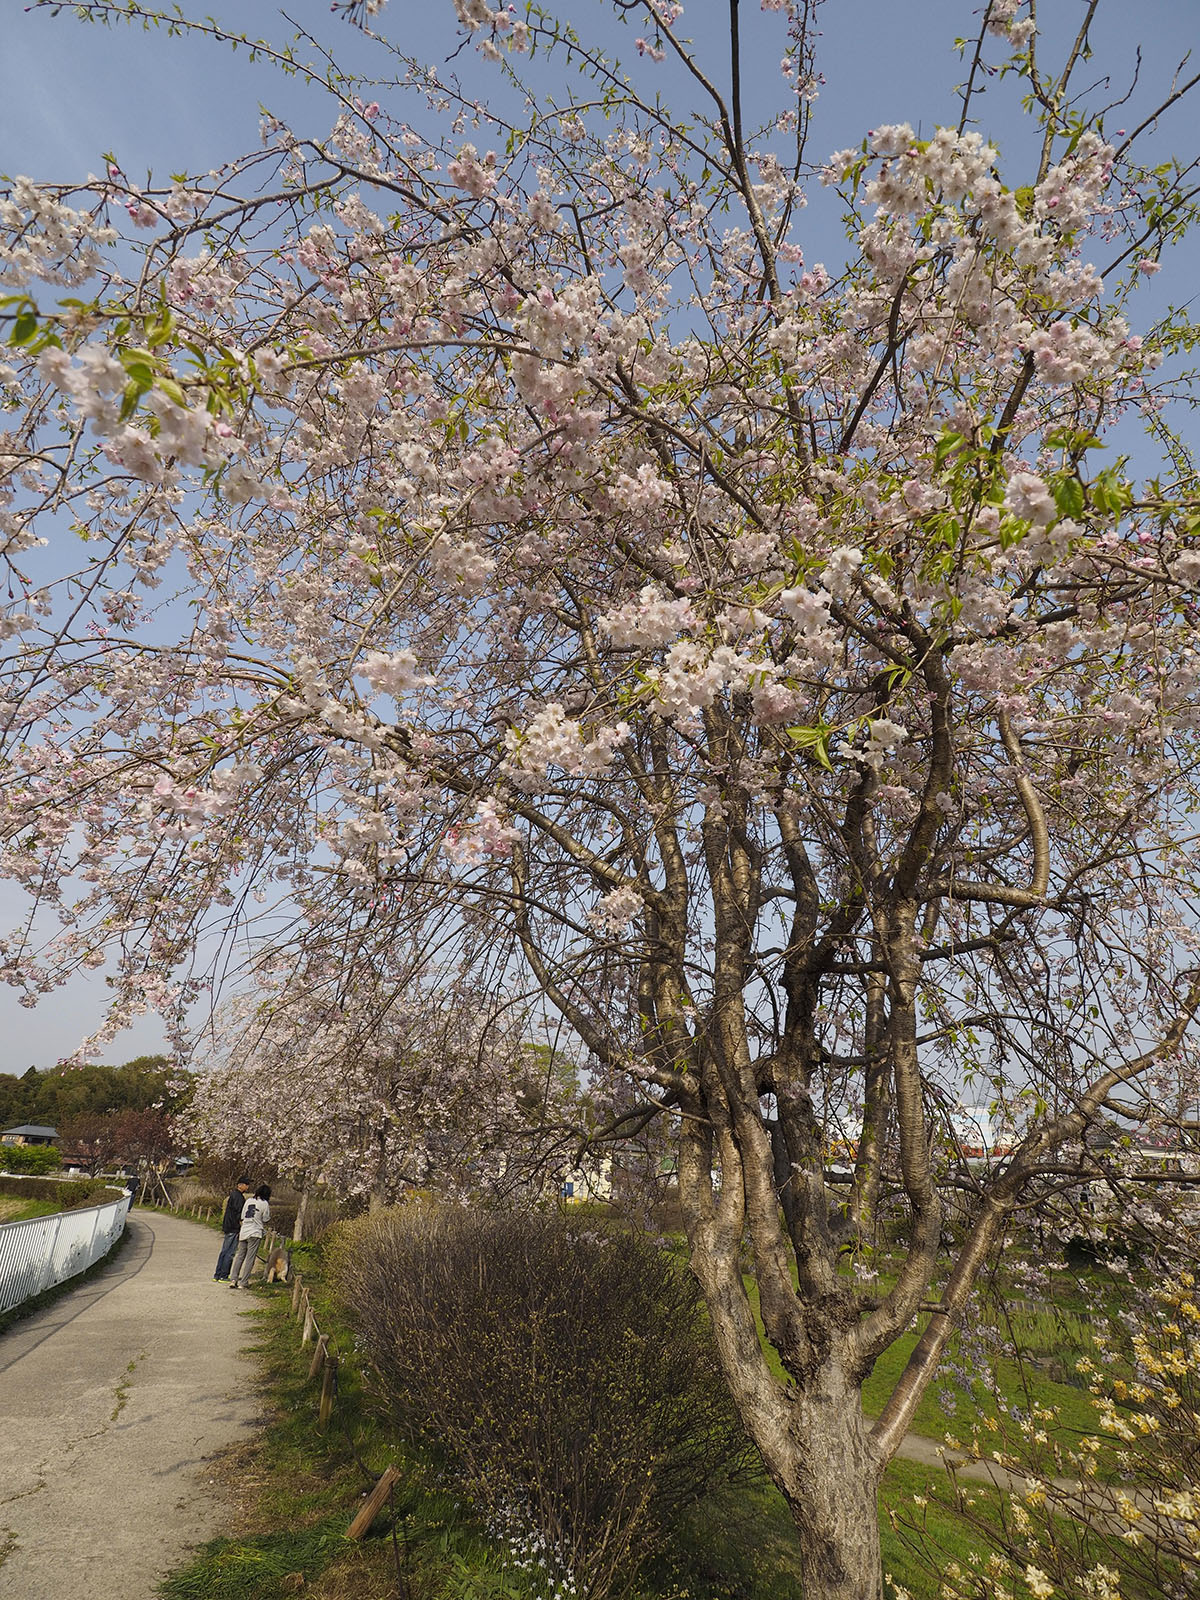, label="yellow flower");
[1115,1492,1143,1523]
[1153,1489,1196,1520]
